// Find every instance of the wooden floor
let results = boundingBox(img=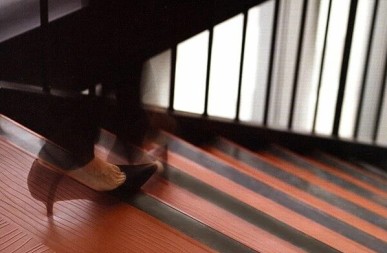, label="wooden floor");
[1,114,387,252]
